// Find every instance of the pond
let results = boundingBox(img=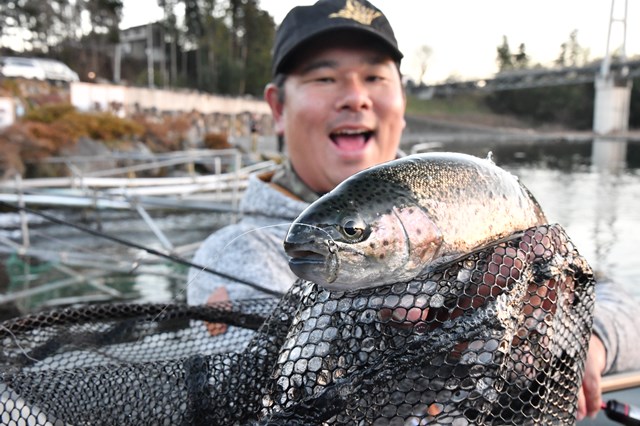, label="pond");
[1,136,639,315]
[439,137,640,299]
